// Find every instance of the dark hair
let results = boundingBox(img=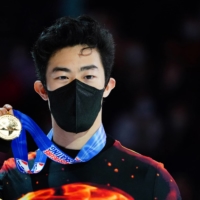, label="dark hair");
[31,15,115,87]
